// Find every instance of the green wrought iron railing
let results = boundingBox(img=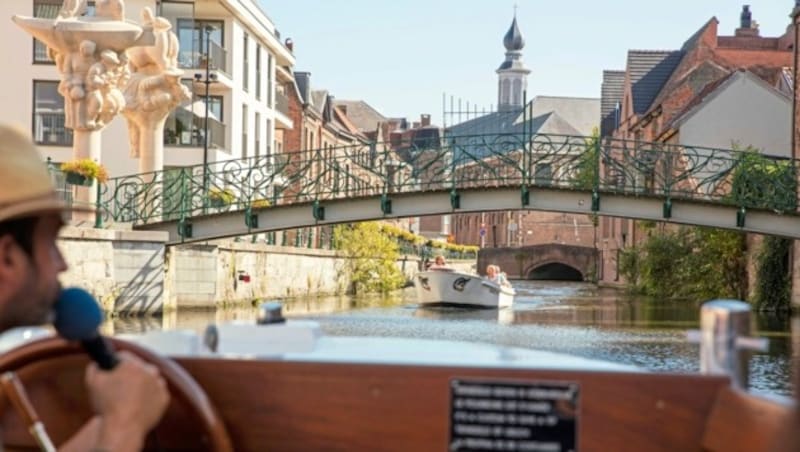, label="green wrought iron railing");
[81,132,798,229]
